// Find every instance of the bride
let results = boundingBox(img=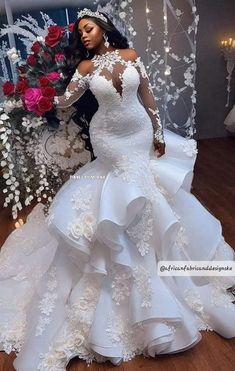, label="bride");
[0,8,235,371]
